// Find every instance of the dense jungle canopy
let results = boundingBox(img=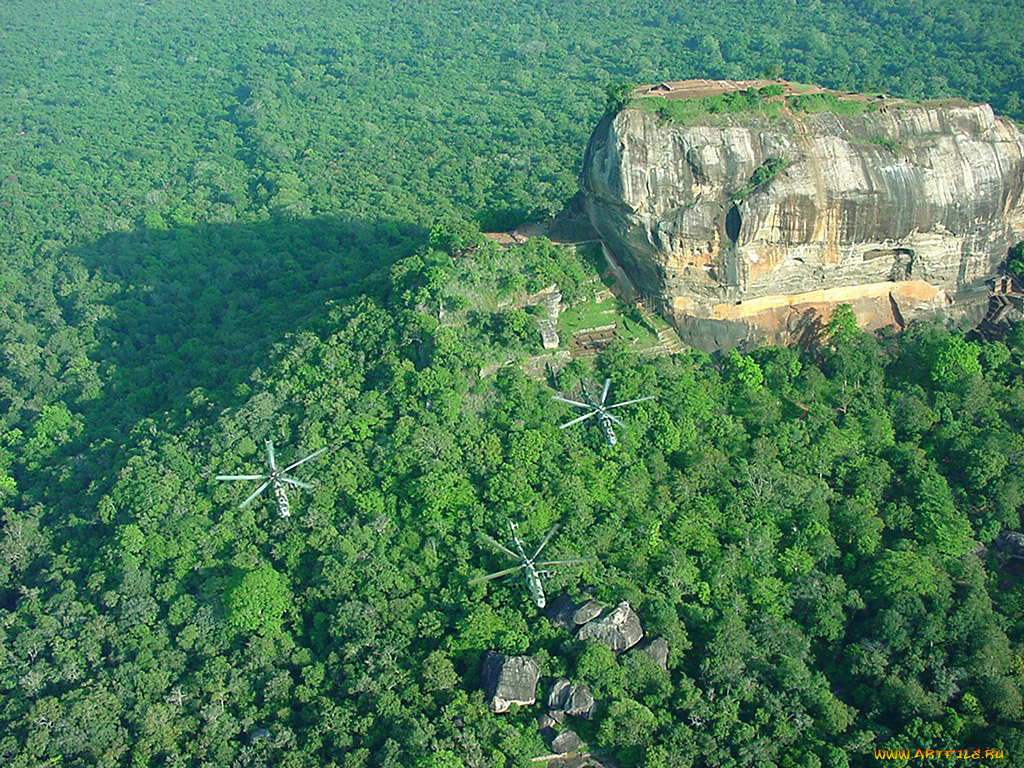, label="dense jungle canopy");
[1,1,1024,766]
